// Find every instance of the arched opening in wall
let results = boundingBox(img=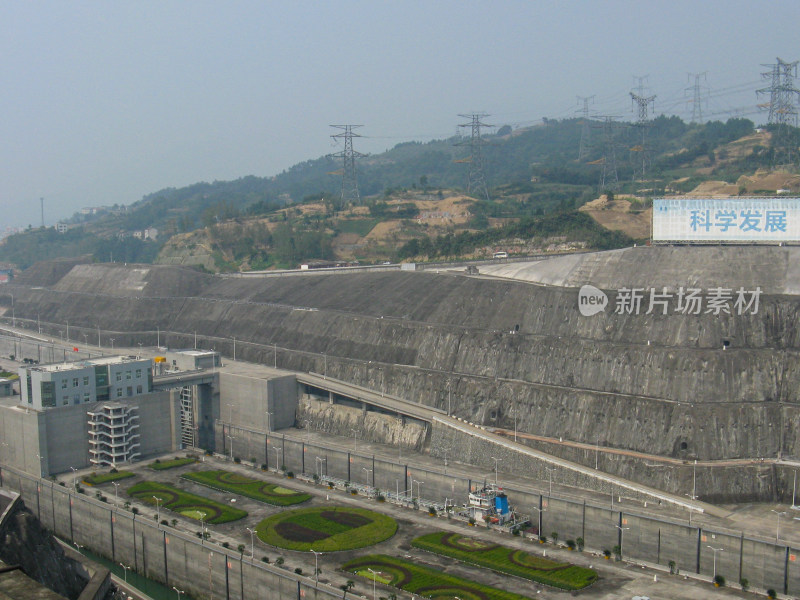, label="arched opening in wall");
[489,409,498,421]
[680,441,688,451]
